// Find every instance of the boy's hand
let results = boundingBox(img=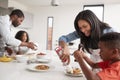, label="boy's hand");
[73,50,82,62]
[73,48,85,62]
